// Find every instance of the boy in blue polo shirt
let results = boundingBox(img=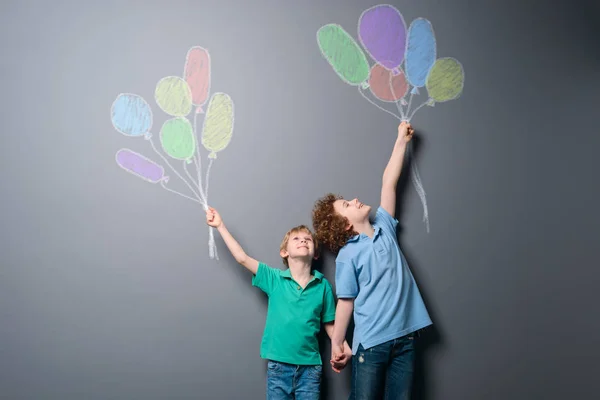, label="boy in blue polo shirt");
[311,121,432,399]
[206,207,351,399]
